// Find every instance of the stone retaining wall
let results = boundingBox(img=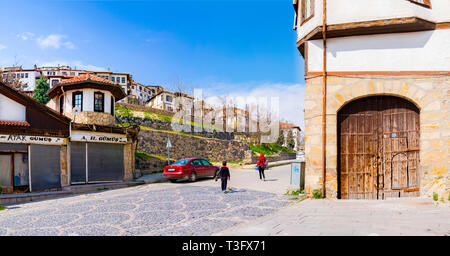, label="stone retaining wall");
[137,129,250,162]
[66,112,115,126]
[116,115,235,140]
